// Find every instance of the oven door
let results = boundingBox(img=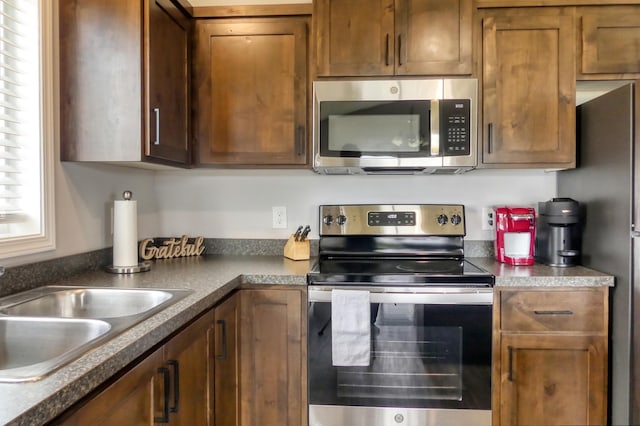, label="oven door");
[307,286,492,426]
